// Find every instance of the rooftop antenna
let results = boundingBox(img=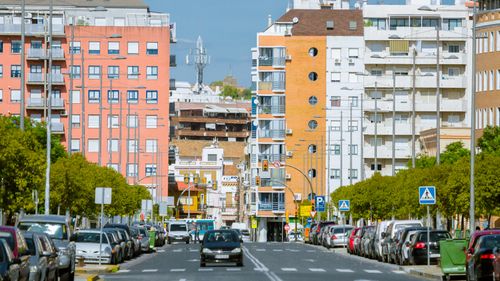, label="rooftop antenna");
[186,36,211,94]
